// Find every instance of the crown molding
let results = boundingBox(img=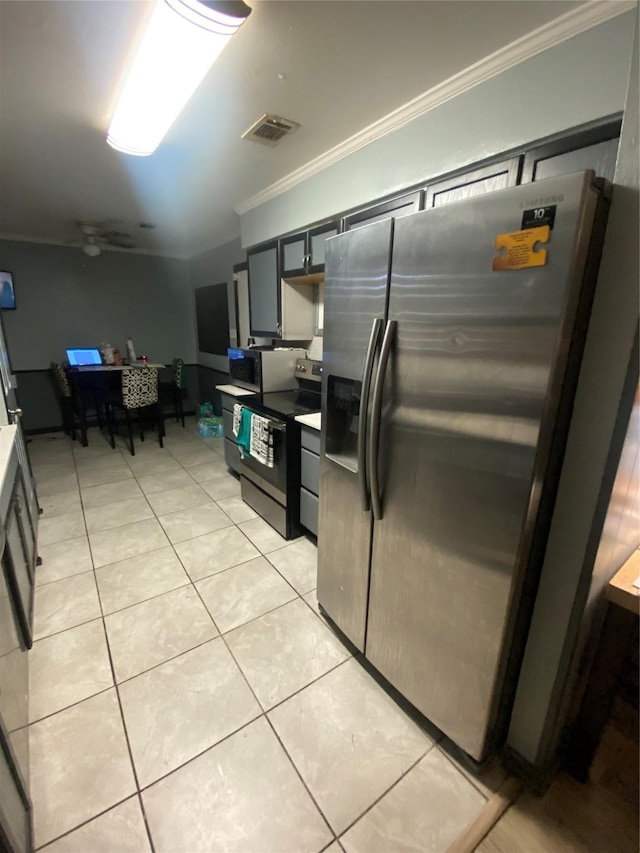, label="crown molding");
[235,0,636,216]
